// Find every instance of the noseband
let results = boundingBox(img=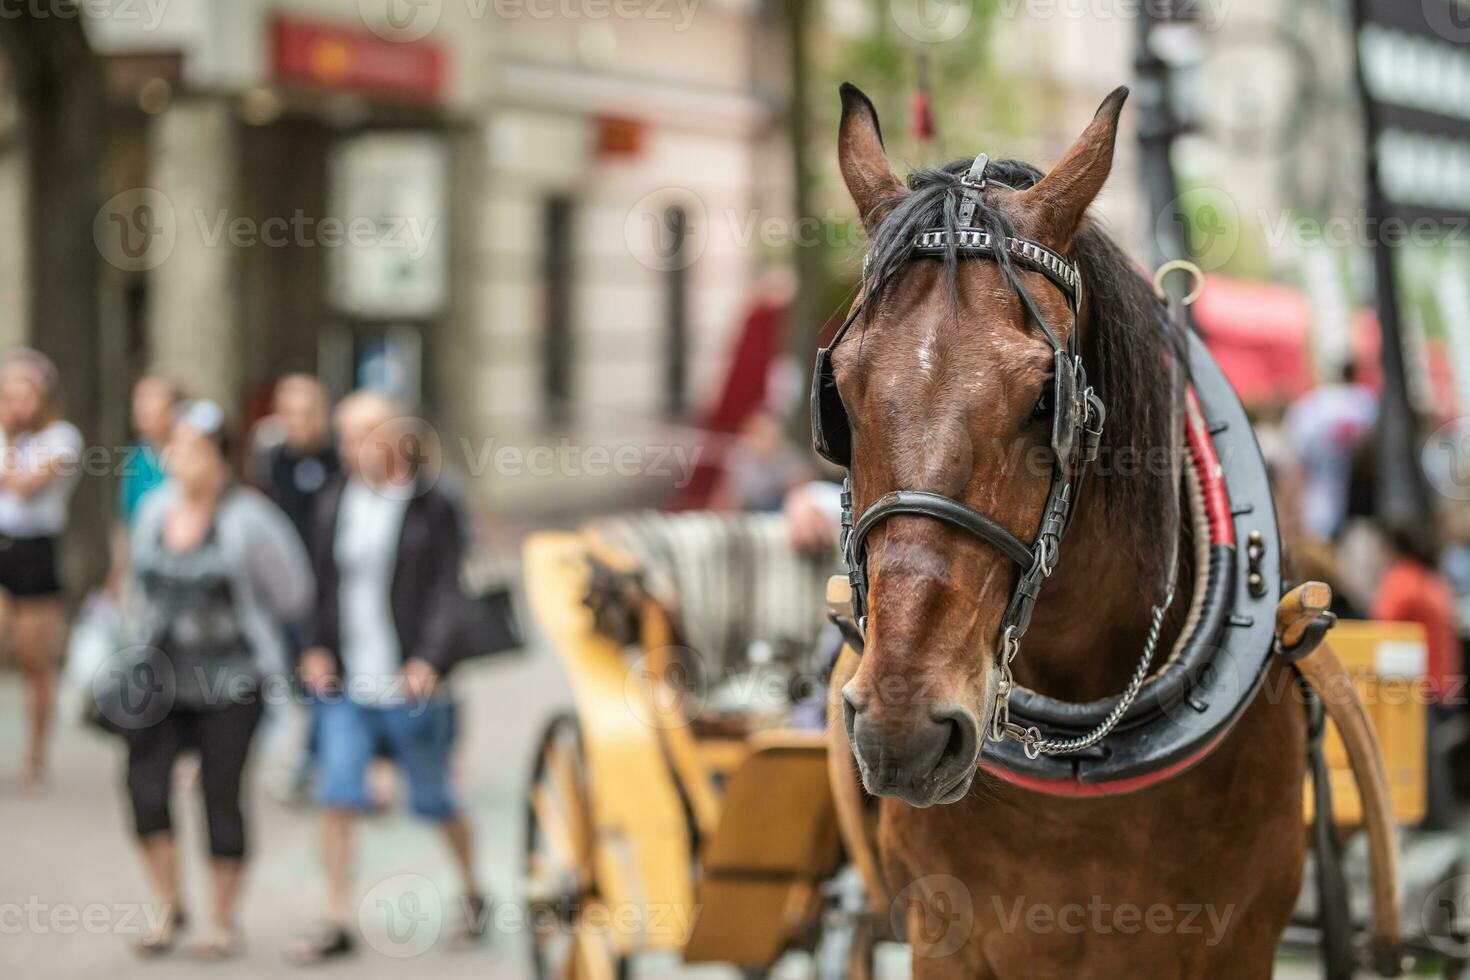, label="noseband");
[811,153,1165,759]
